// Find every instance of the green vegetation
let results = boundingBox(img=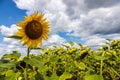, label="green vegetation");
[0,40,120,80]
